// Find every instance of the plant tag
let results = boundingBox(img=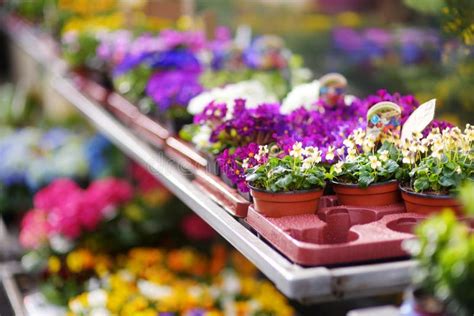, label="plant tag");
[366,101,401,142]
[401,99,436,141]
[319,73,347,107]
